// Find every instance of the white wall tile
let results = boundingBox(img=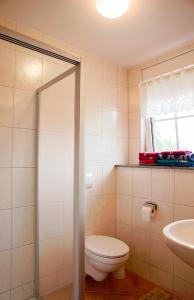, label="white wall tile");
[116,222,132,246]
[129,112,141,139]
[175,170,194,206]
[0,250,11,293]
[0,86,13,127]
[128,138,140,164]
[132,197,151,231]
[12,206,35,247]
[132,257,150,281]
[15,51,42,91]
[102,166,115,195]
[0,210,11,251]
[116,195,132,225]
[12,244,34,288]
[12,168,35,208]
[86,166,102,197]
[0,127,12,167]
[174,256,194,284]
[0,168,11,209]
[152,169,174,203]
[174,276,194,300]
[86,103,102,135]
[174,204,194,221]
[117,167,132,195]
[13,128,35,167]
[11,281,34,300]
[132,227,150,262]
[0,291,10,300]
[133,168,151,199]
[150,232,173,273]
[150,267,173,292]
[13,89,36,129]
[0,45,15,87]
[150,200,173,235]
